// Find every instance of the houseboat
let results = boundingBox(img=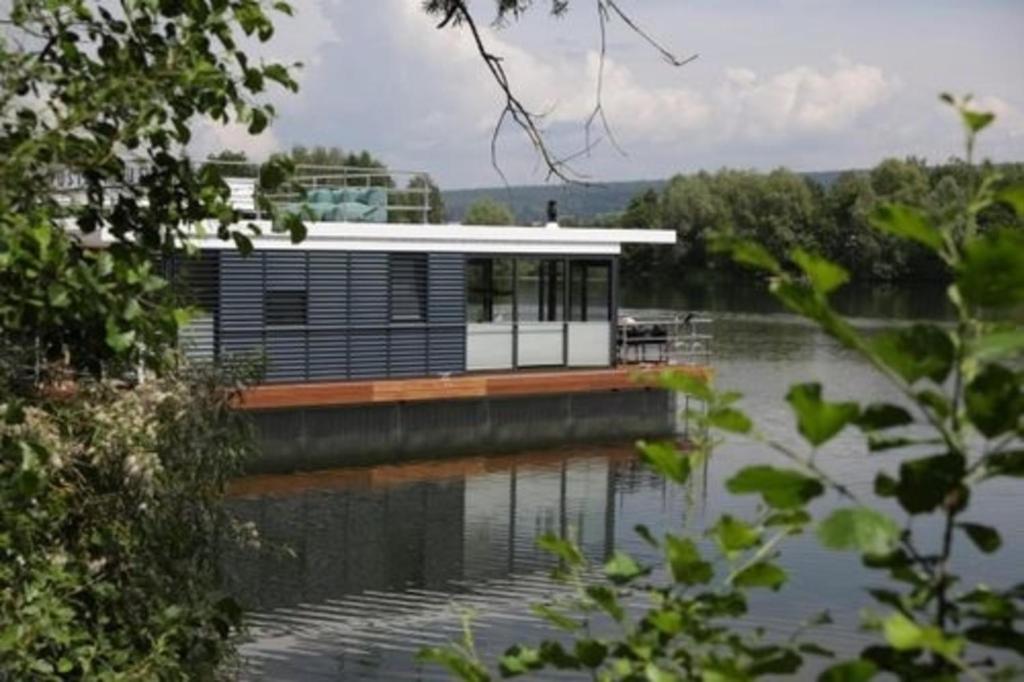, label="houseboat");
[164,165,710,471]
